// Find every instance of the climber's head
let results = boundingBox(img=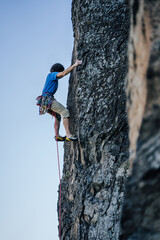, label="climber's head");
[50,63,65,73]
